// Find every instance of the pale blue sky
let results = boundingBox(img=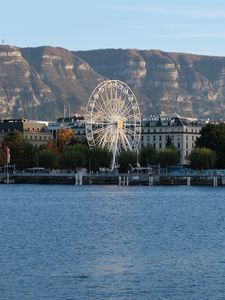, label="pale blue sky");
[1,0,225,56]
